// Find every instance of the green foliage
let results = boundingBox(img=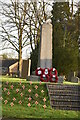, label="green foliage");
[52,2,70,23]
[53,47,78,75]
[52,2,71,47]
[52,2,79,76]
